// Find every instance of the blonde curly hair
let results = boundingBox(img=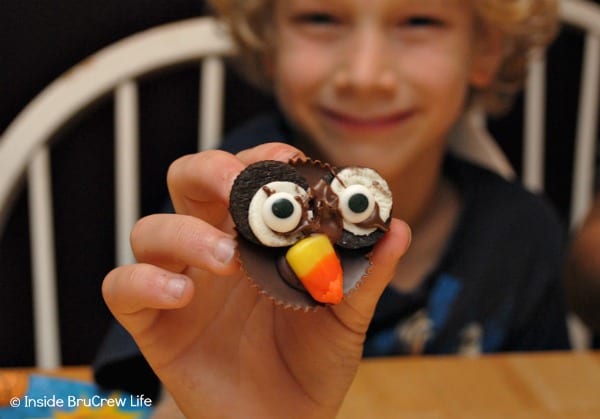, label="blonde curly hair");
[208,0,559,115]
